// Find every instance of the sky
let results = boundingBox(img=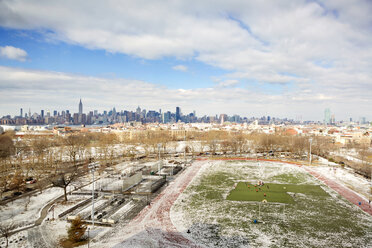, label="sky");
[0,0,372,121]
